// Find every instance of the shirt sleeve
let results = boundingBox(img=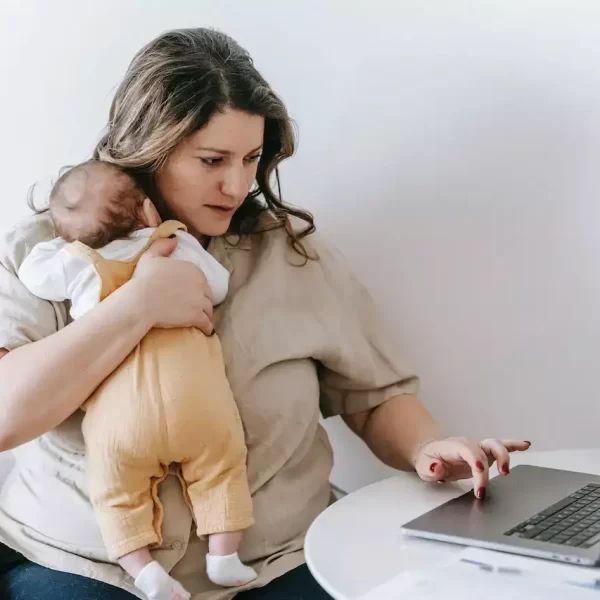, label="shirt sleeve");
[17,239,69,302]
[312,239,420,418]
[172,231,230,305]
[0,214,68,351]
